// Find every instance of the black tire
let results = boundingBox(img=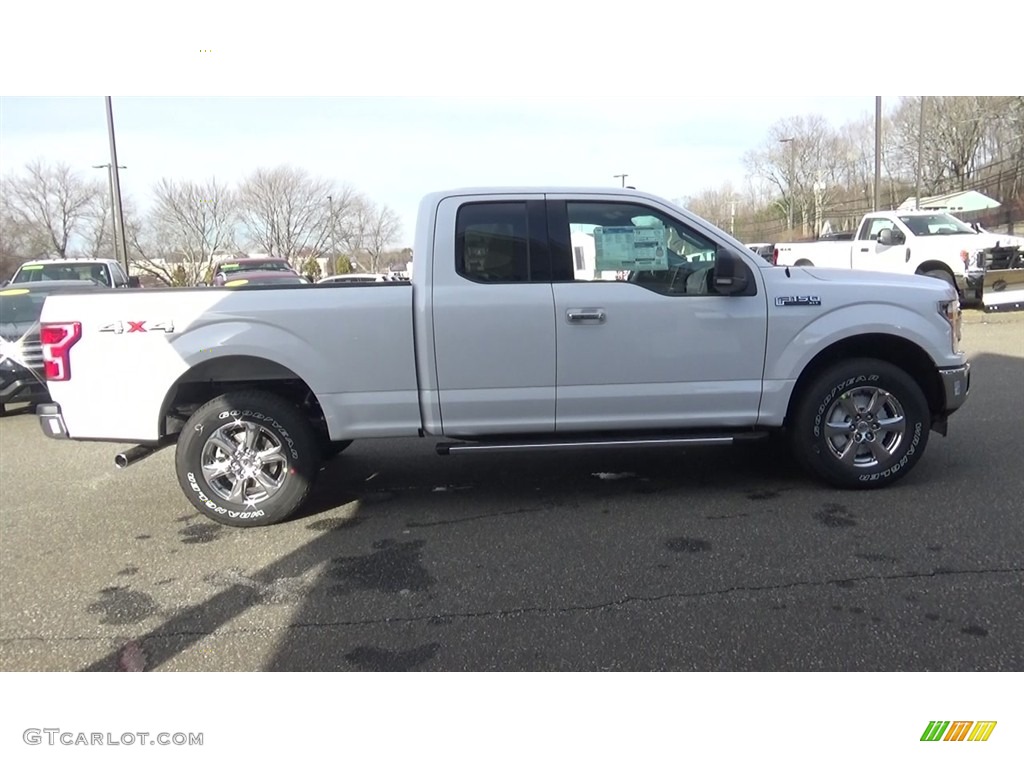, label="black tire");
[790,358,930,489]
[175,390,321,527]
[795,259,814,267]
[922,268,956,290]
